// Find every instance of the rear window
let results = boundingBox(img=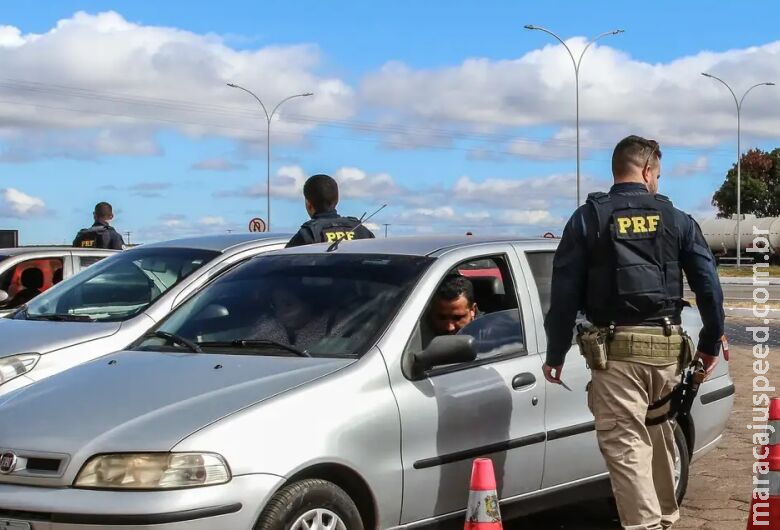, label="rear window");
[526,251,555,317]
